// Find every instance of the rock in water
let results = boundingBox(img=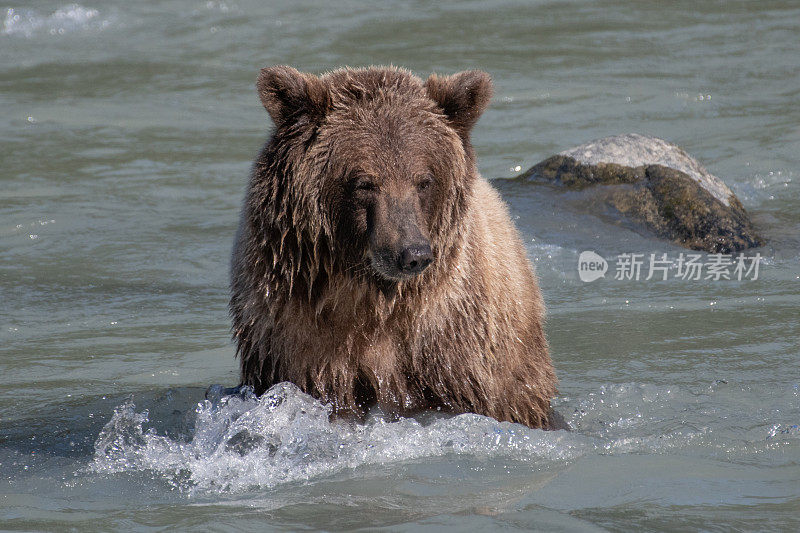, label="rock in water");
[520,133,763,253]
